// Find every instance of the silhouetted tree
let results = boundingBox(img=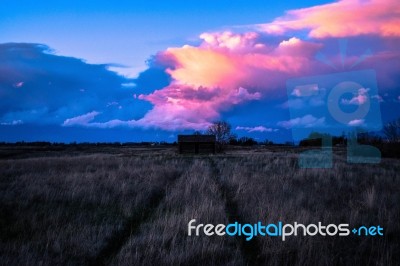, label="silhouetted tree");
[238,136,257,146]
[357,132,383,145]
[263,139,274,146]
[207,121,232,152]
[229,134,238,145]
[299,132,332,147]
